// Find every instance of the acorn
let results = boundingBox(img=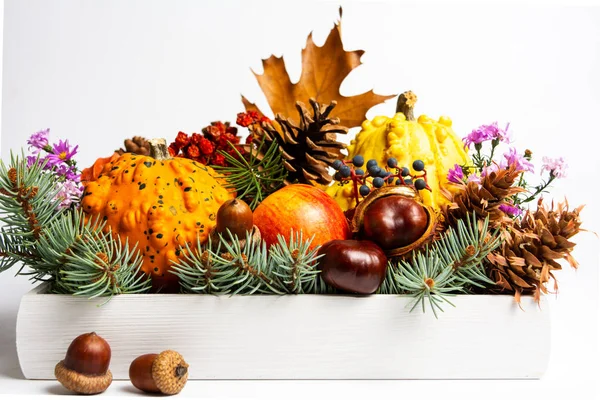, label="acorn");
[215,198,253,238]
[351,186,436,257]
[54,332,112,395]
[210,198,261,247]
[129,350,189,395]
